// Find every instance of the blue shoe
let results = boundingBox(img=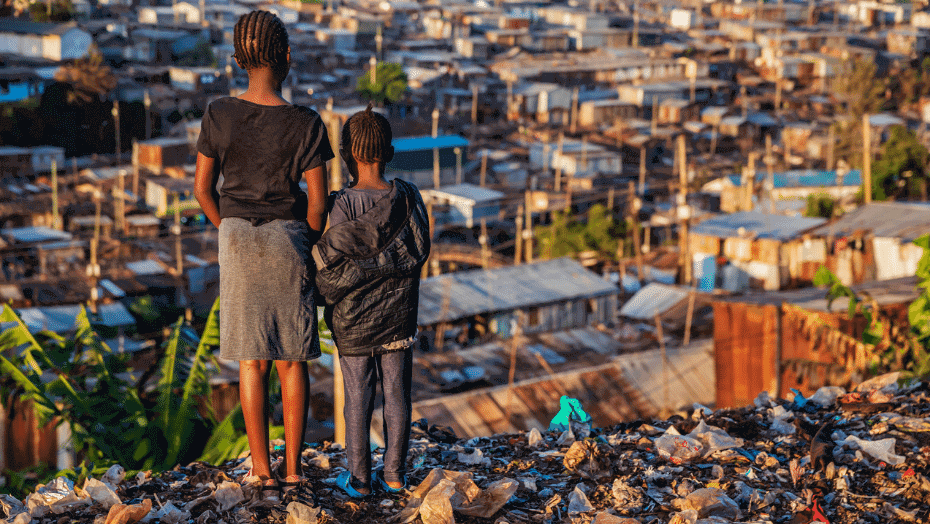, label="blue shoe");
[372,469,407,494]
[336,471,370,499]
